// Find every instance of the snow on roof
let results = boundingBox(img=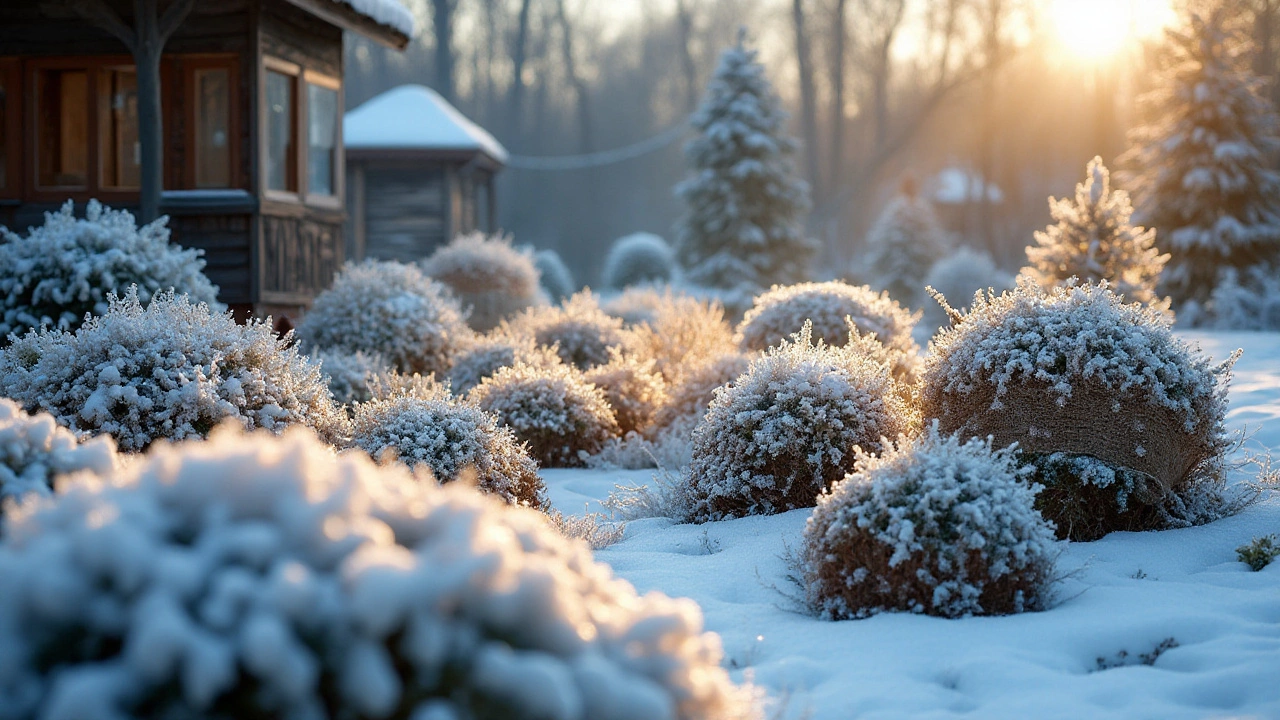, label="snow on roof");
[344,85,508,164]
[931,166,1004,205]
[334,0,416,37]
